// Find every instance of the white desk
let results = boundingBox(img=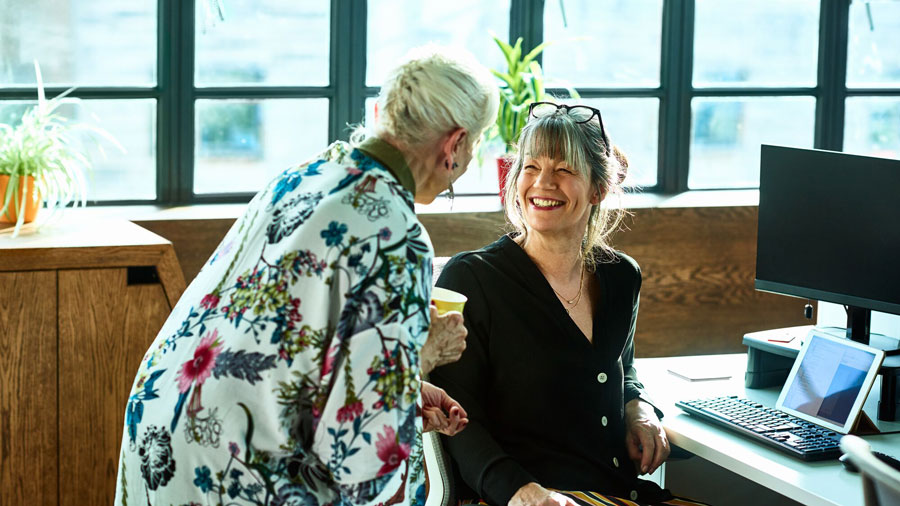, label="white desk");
[635,354,900,506]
